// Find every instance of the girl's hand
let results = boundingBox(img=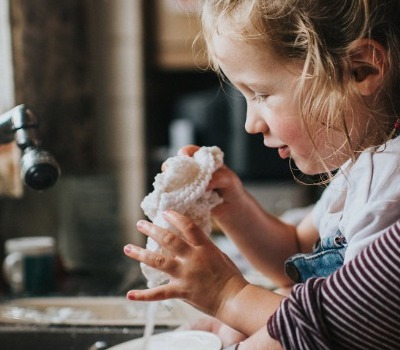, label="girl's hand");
[124,210,249,317]
[177,145,247,220]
